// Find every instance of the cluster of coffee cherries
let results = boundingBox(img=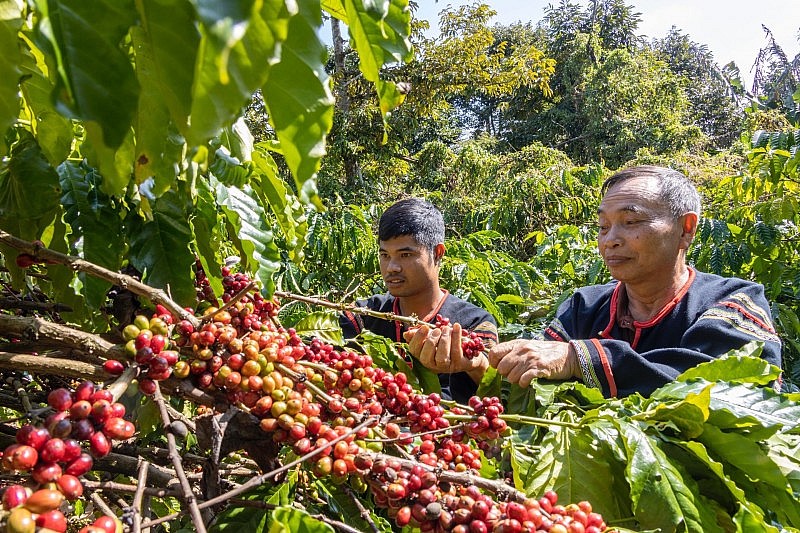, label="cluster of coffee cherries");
[367,457,608,533]
[433,314,486,359]
[122,311,177,395]
[176,268,609,532]
[194,258,218,305]
[0,381,131,532]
